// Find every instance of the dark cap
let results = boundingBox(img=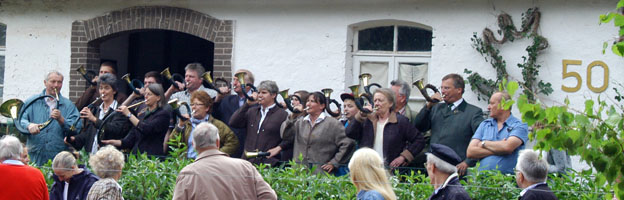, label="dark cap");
[340,93,355,102]
[429,143,462,166]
